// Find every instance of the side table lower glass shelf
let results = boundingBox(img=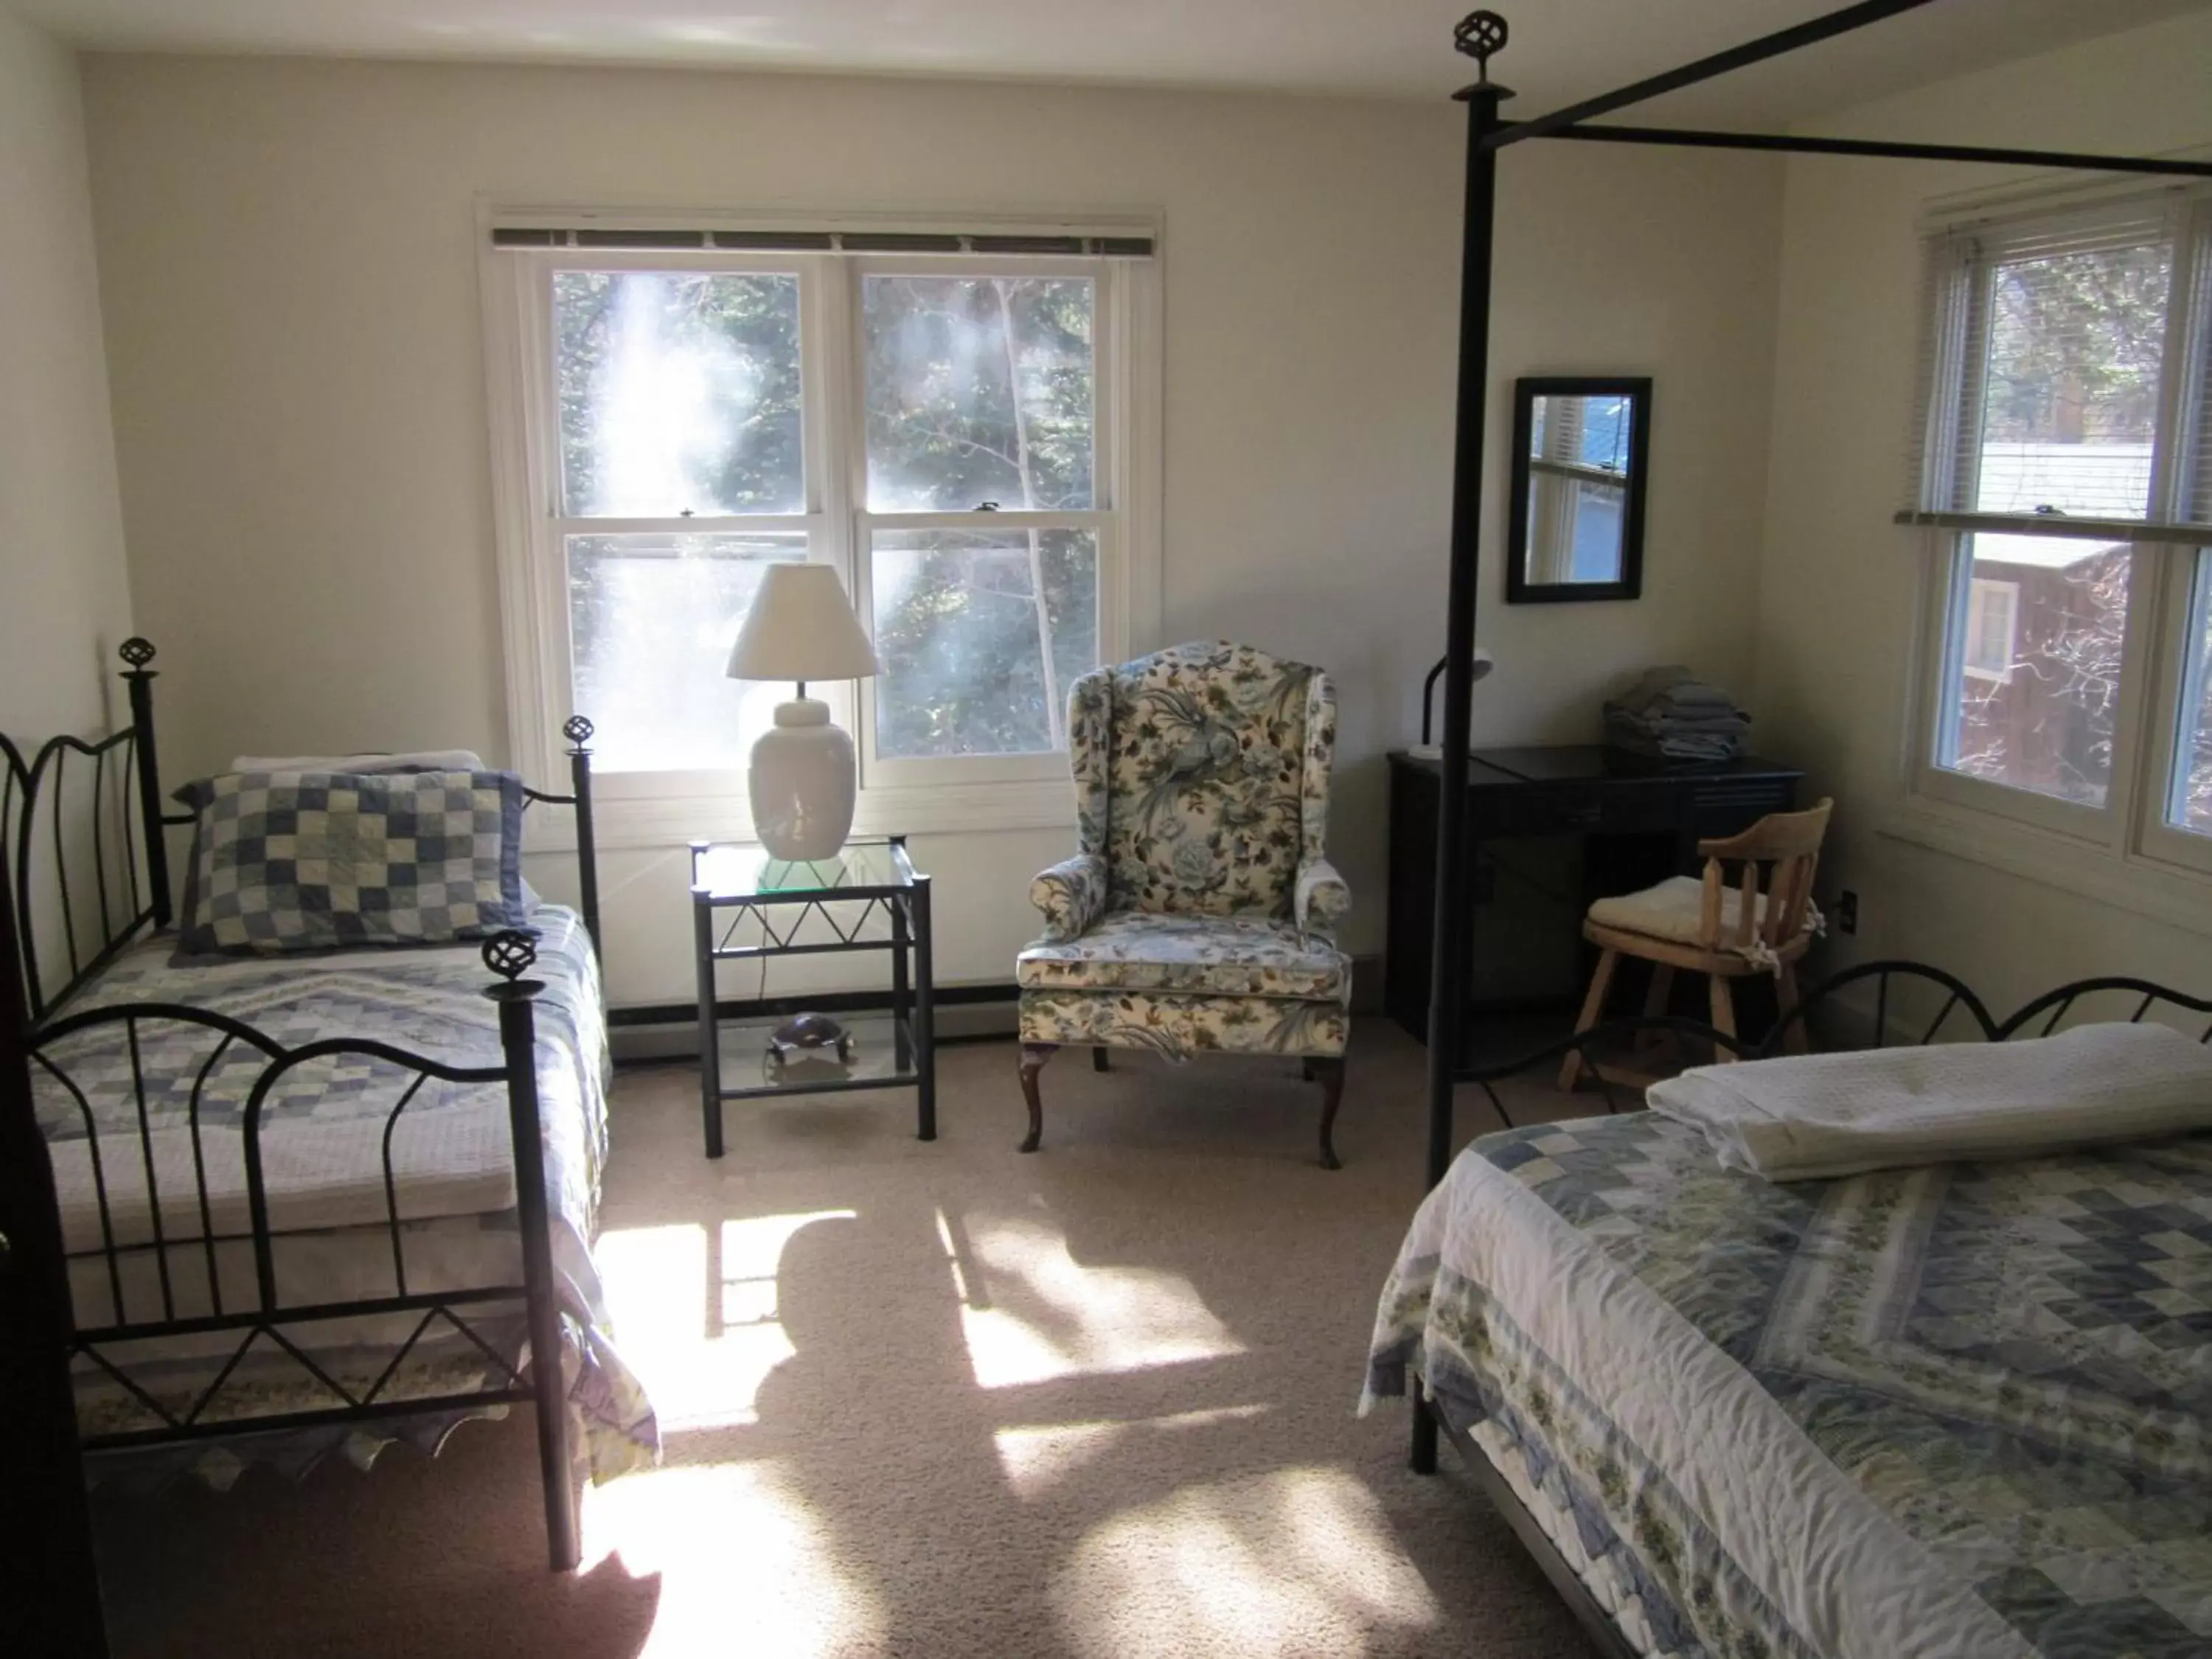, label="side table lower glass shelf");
[710,1012,926,1098]
[690,835,935,1158]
